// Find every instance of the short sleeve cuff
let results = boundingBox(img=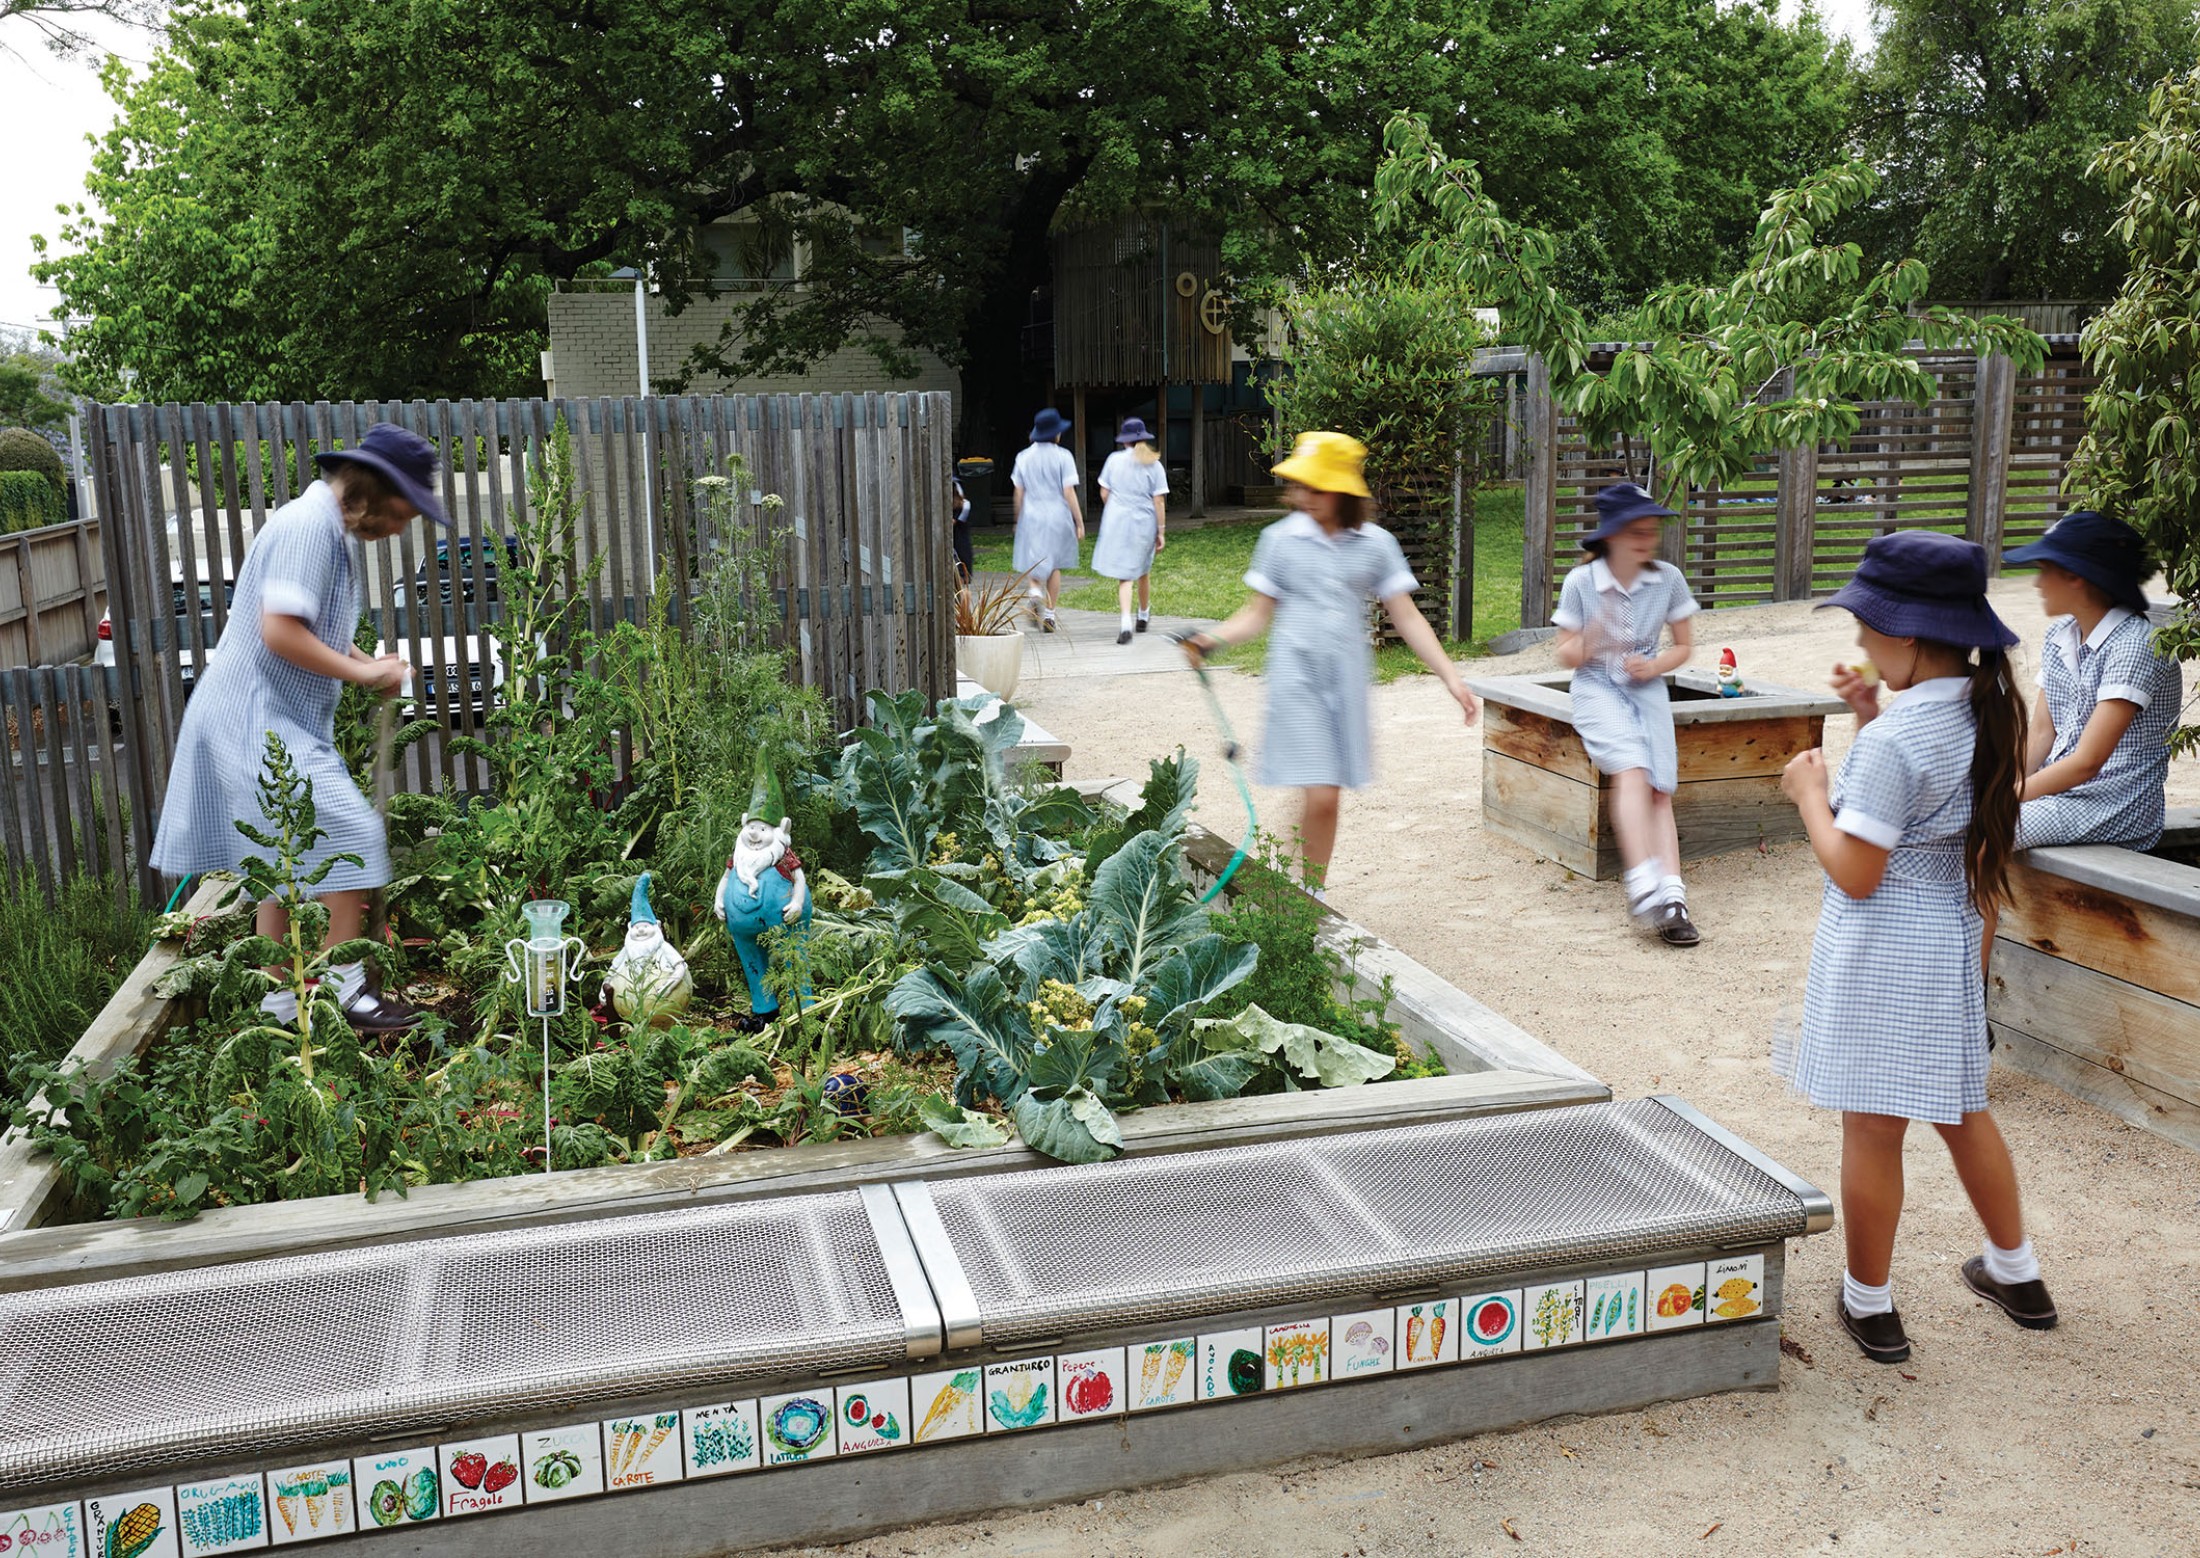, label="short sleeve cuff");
[1374,569,1418,600]
[262,583,319,620]
[2097,683,2152,708]
[1244,569,1282,597]
[1666,600,1701,623]
[1834,807,1902,850]
[1552,606,1584,630]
